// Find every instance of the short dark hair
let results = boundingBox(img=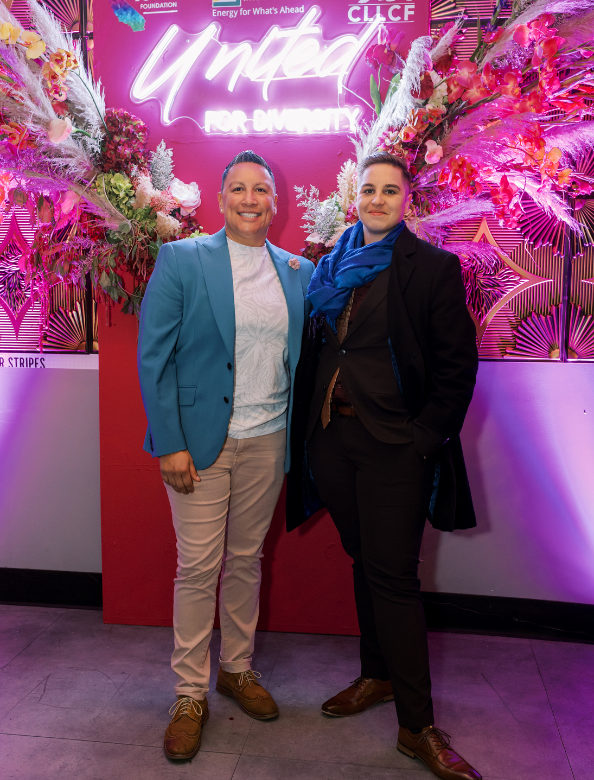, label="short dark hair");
[221,150,275,190]
[357,152,412,189]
